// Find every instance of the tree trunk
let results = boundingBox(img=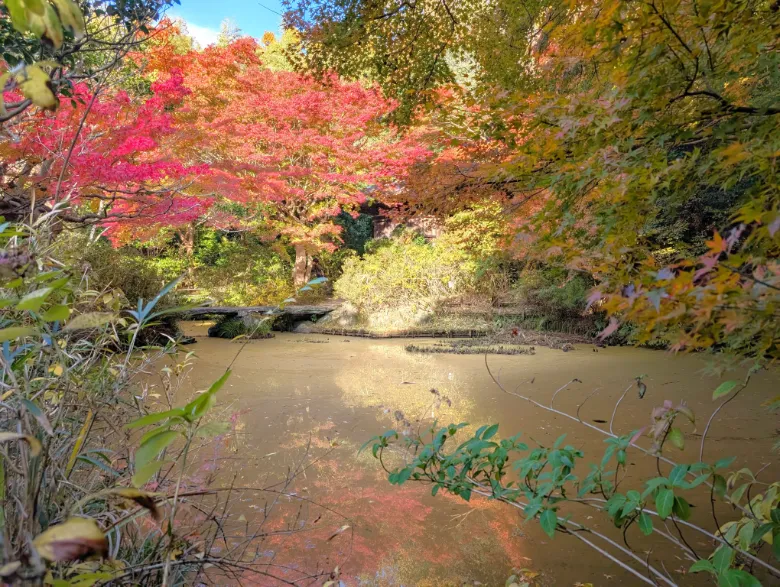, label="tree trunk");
[293,244,313,288]
[179,224,197,281]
